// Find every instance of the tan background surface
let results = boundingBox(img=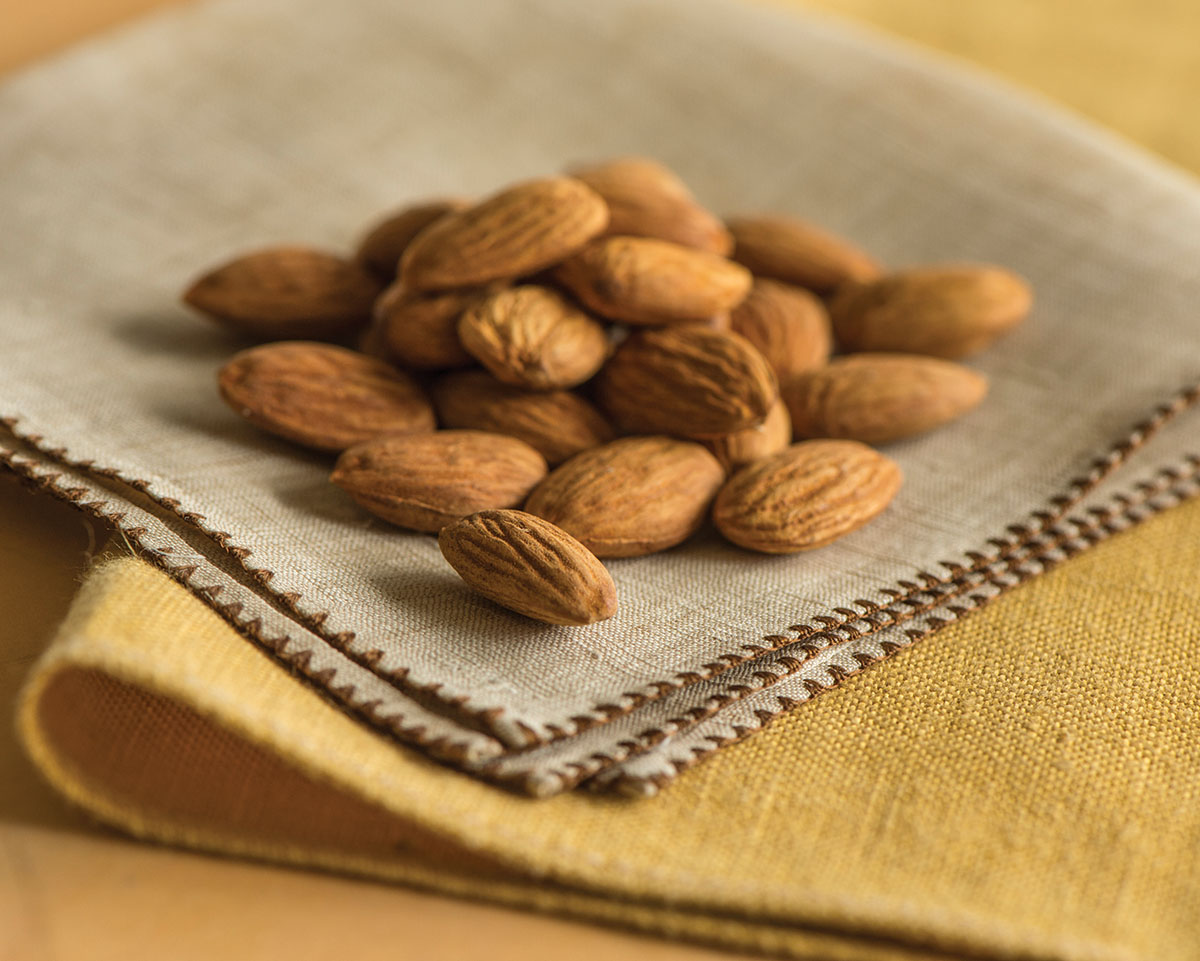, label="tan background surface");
[3,1,1198,959]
